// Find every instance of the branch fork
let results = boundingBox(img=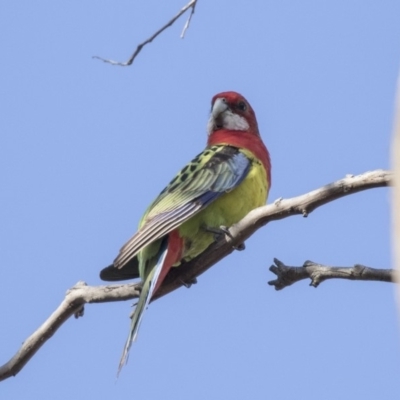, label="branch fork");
[93,0,198,66]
